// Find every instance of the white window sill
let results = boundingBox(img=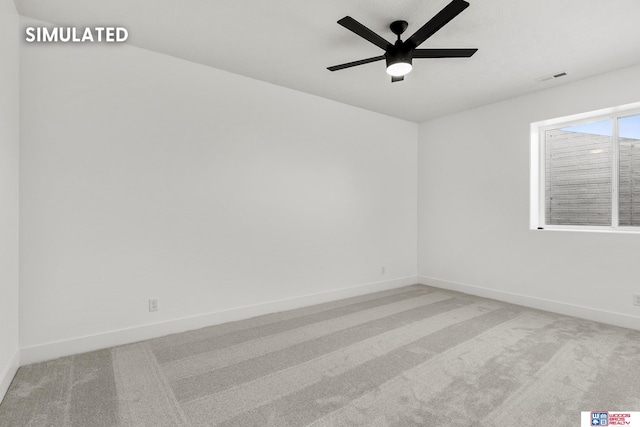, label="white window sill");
[532,226,640,235]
